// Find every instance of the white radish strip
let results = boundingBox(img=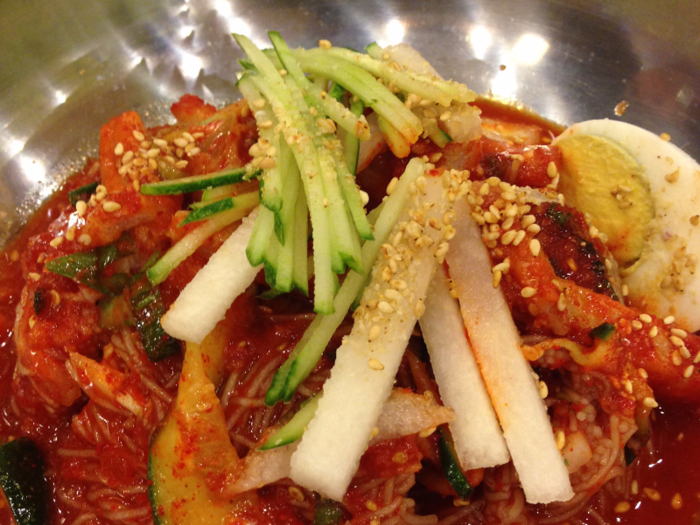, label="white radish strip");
[420,268,510,470]
[290,175,452,500]
[228,389,453,495]
[446,199,573,504]
[161,208,262,343]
